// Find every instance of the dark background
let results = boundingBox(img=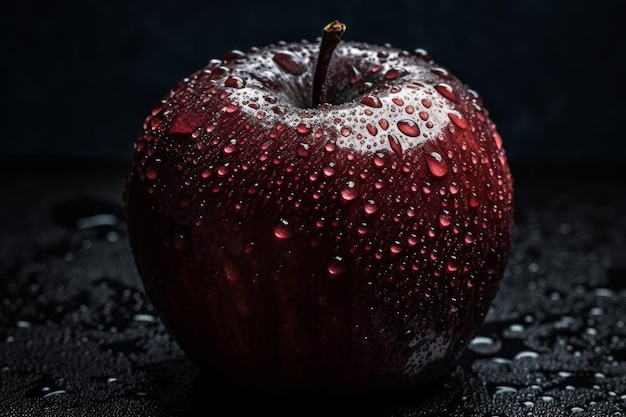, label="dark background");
[1,0,624,165]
